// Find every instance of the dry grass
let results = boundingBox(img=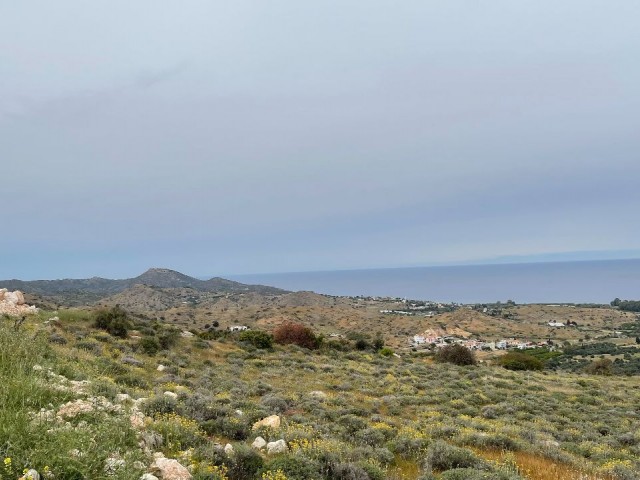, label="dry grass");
[476,449,614,480]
